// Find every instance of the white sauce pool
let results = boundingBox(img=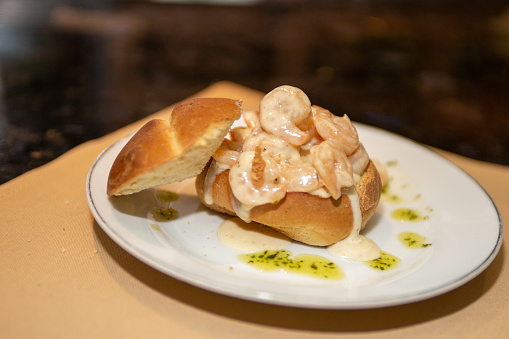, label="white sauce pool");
[328,235,380,261]
[218,217,291,253]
